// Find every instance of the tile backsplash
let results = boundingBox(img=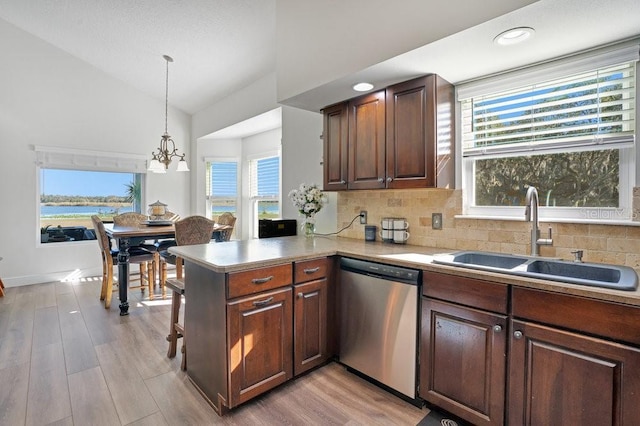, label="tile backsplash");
[337,188,640,274]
